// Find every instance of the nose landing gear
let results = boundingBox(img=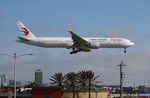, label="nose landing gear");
[124,48,126,53]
